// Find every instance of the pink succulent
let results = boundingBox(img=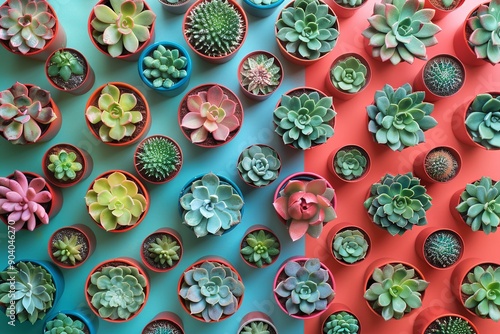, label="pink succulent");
[181,85,240,143]
[273,179,336,241]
